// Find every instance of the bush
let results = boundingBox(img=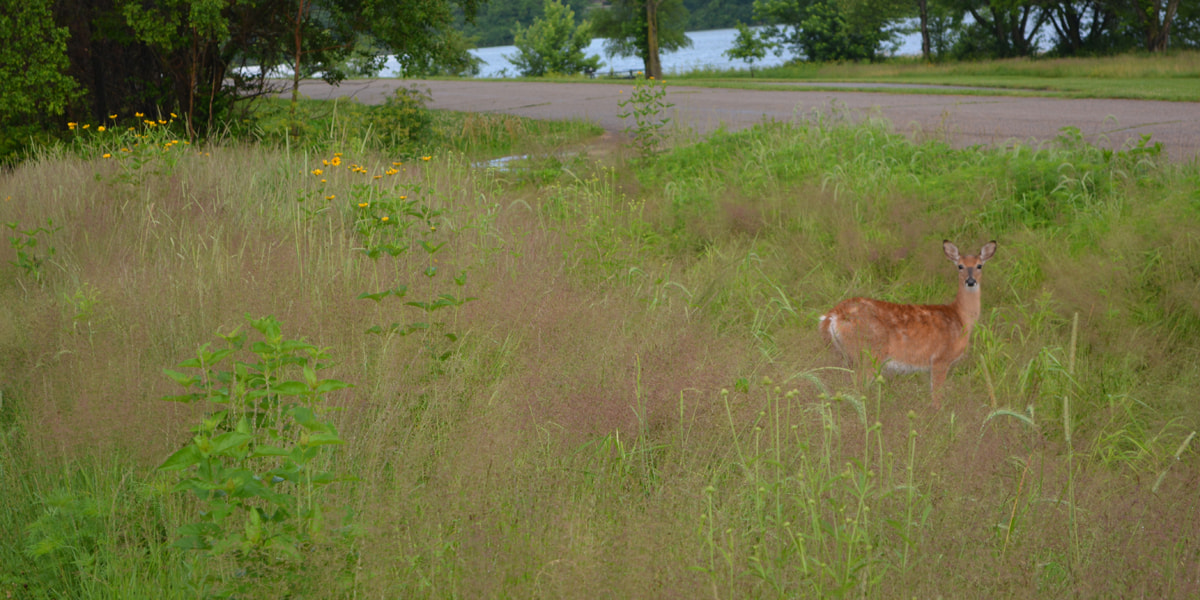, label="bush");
[369,86,434,152]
